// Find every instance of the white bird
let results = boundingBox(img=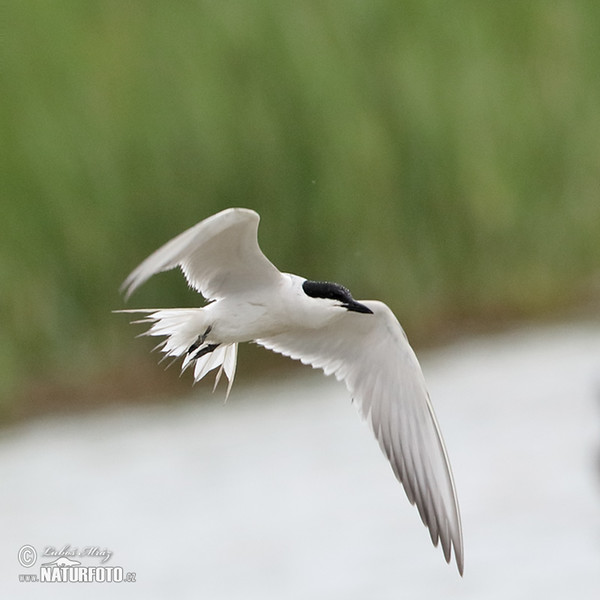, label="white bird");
[119,207,464,574]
